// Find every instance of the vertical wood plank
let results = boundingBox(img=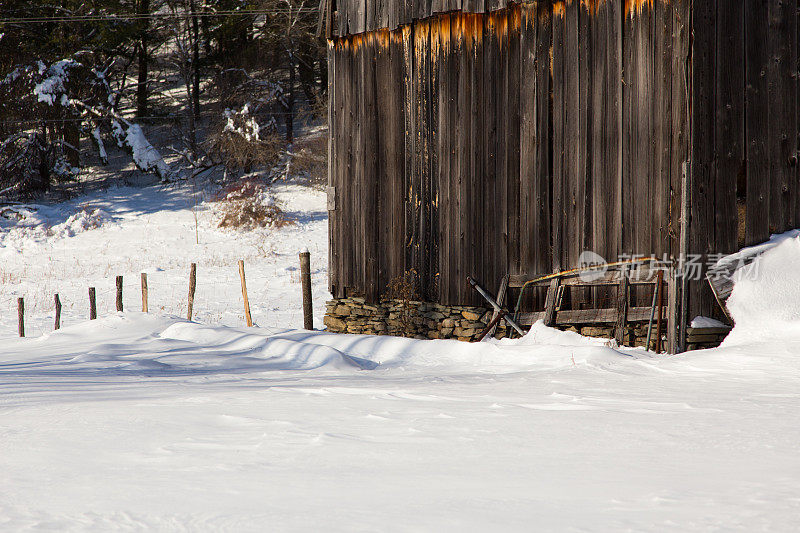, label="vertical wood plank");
[563,2,579,273]
[363,33,379,301]
[519,4,537,277]
[485,12,500,289]
[434,15,450,302]
[745,0,770,246]
[327,41,338,296]
[506,7,521,278]
[575,1,590,308]
[457,13,474,303]
[622,6,636,257]
[403,25,415,277]
[469,13,484,303]
[429,18,440,301]
[552,9,565,272]
[536,9,552,279]
[767,0,798,235]
[715,1,744,257]
[669,0,690,343]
